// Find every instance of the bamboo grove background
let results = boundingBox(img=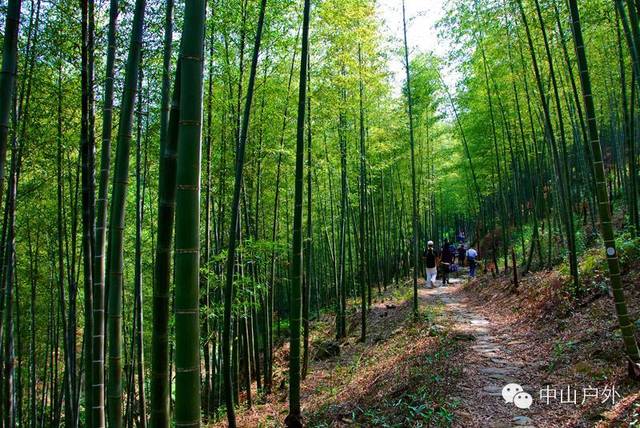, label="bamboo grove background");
[0,0,639,426]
